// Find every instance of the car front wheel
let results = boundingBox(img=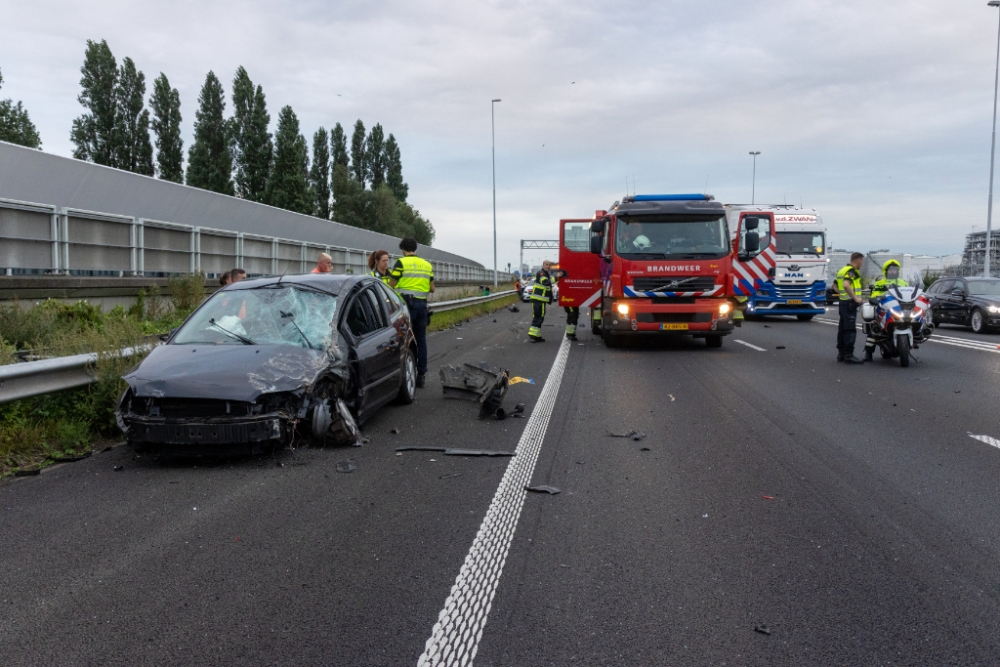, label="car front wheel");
[970,308,987,334]
[395,348,416,404]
